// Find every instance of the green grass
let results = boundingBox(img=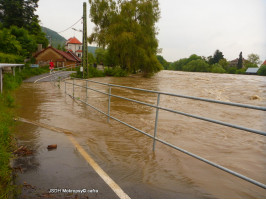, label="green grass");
[0,65,49,198]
